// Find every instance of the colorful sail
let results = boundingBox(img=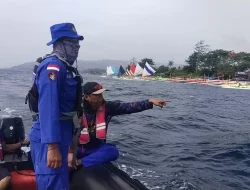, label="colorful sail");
[134,63,144,76]
[142,62,156,77]
[106,66,116,76]
[118,65,126,76]
[111,66,119,75]
[126,65,132,75]
[130,64,136,75]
